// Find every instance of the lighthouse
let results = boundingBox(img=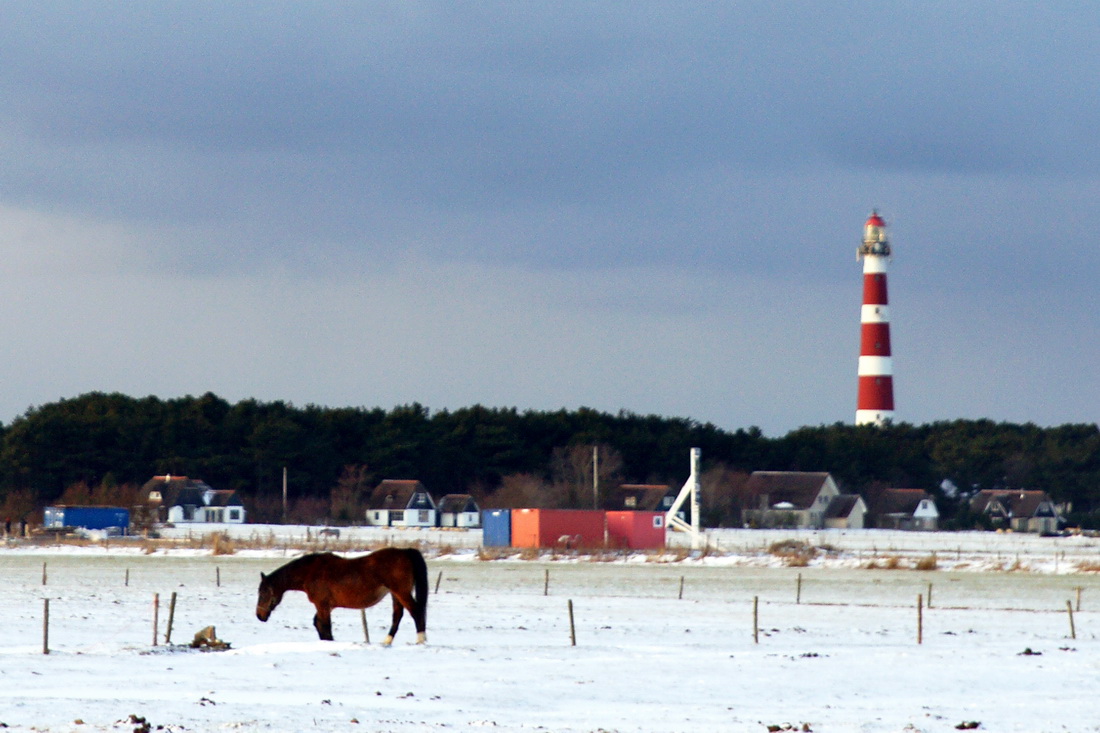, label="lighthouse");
[856,210,894,426]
